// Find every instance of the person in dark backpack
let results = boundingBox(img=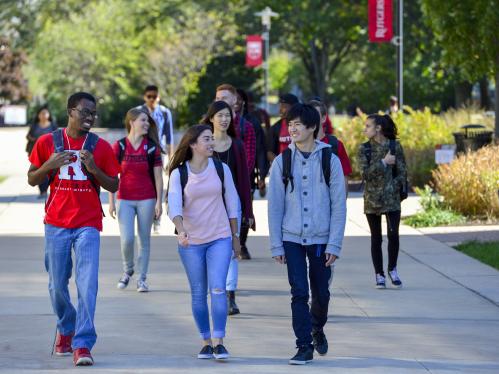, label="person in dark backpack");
[201,101,254,315]
[309,99,352,197]
[358,114,407,289]
[167,125,241,360]
[268,103,346,365]
[27,92,120,366]
[108,108,164,293]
